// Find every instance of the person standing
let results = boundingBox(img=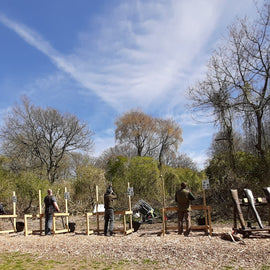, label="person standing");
[175,182,195,236]
[44,189,60,235]
[104,184,117,236]
[0,202,7,215]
